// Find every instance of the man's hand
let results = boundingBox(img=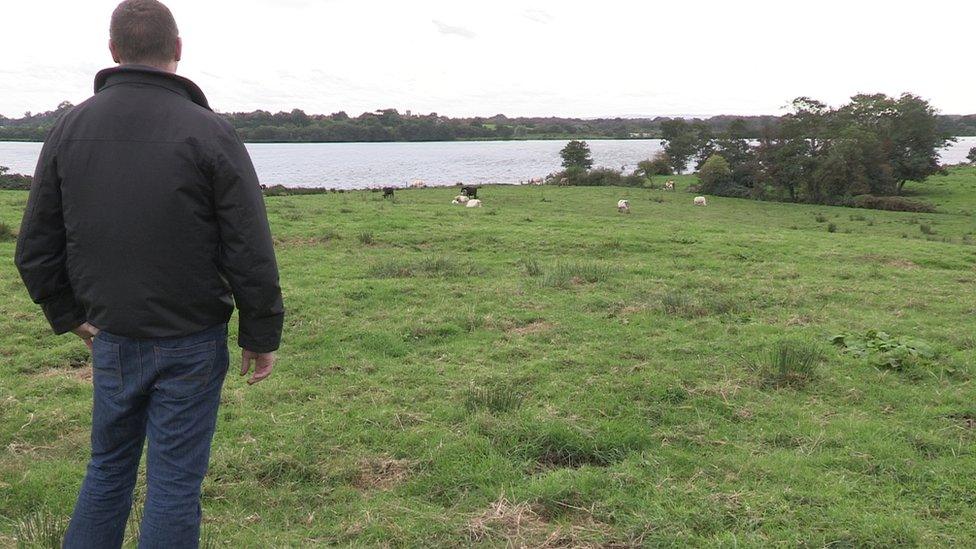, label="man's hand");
[241,349,275,385]
[71,322,101,352]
